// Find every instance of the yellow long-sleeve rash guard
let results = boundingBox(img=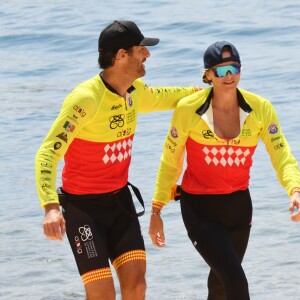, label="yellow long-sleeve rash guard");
[153,87,300,209]
[35,74,199,207]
